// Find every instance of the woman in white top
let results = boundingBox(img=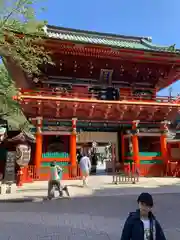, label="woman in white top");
[79,155,91,186]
